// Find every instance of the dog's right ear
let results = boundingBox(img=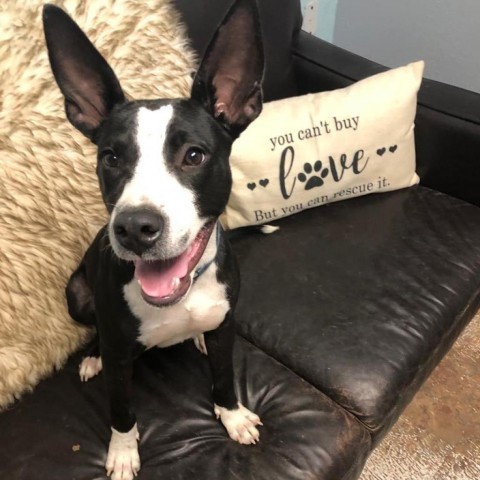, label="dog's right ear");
[42,4,125,142]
